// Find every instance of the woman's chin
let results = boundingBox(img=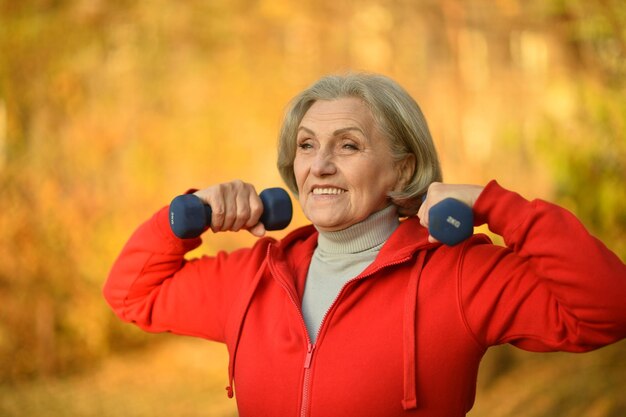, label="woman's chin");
[309,215,341,231]
[310,216,355,232]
